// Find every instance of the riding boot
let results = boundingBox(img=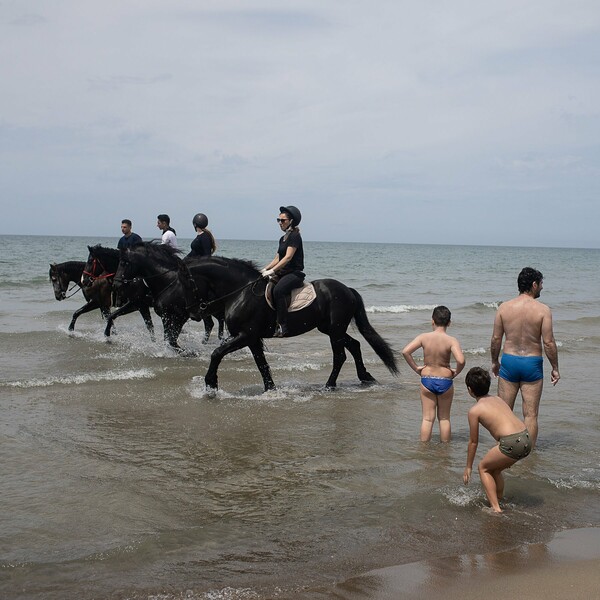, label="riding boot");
[273,322,289,338]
